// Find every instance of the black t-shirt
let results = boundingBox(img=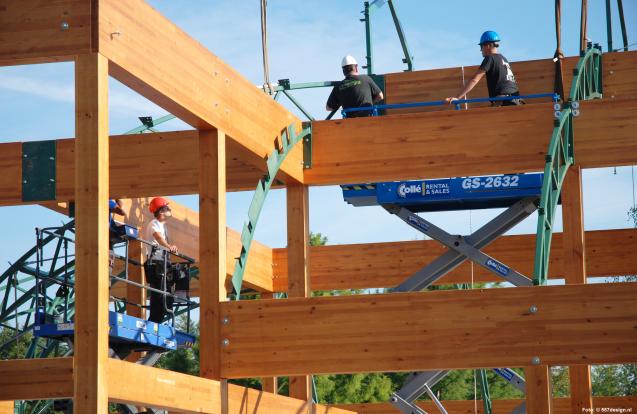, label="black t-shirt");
[327,74,382,116]
[479,54,519,97]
